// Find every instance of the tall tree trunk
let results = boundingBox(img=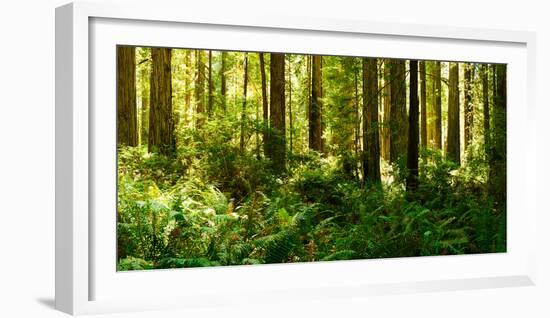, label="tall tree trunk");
[240,53,249,153]
[362,58,381,183]
[139,48,150,145]
[309,55,323,152]
[268,53,286,173]
[407,60,420,191]
[221,51,227,113]
[259,53,269,156]
[207,50,213,117]
[354,64,360,161]
[148,48,174,156]
[489,64,507,206]
[446,62,460,164]
[117,46,138,146]
[306,56,312,150]
[380,60,391,161]
[184,50,192,119]
[463,63,474,153]
[389,60,407,163]
[433,61,442,150]
[288,55,293,155]
[420,61,427,149]
[482,64,490,159]
[195,50,205,127]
